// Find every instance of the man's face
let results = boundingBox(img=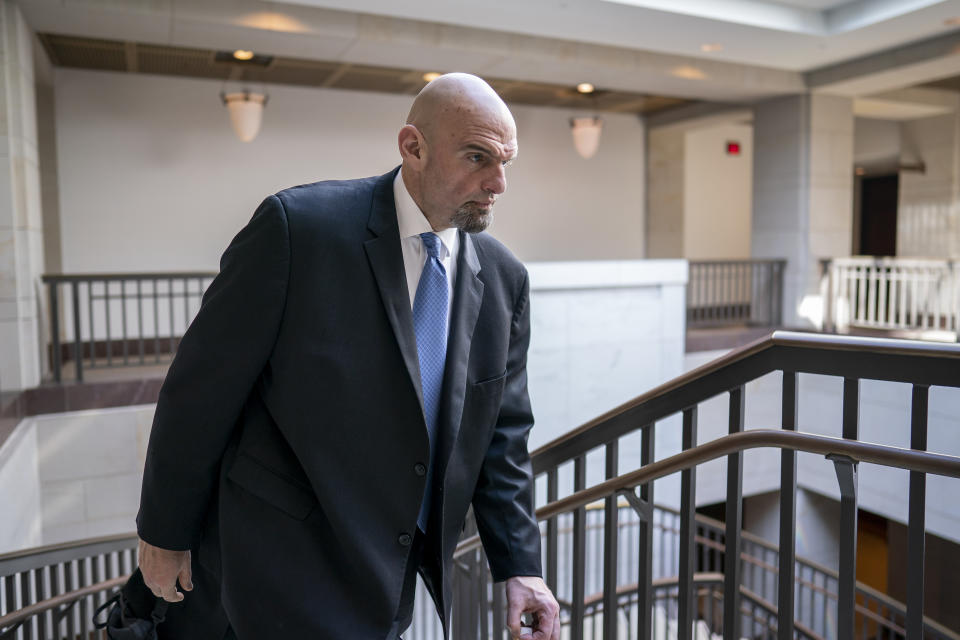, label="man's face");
[418,109,517,233]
